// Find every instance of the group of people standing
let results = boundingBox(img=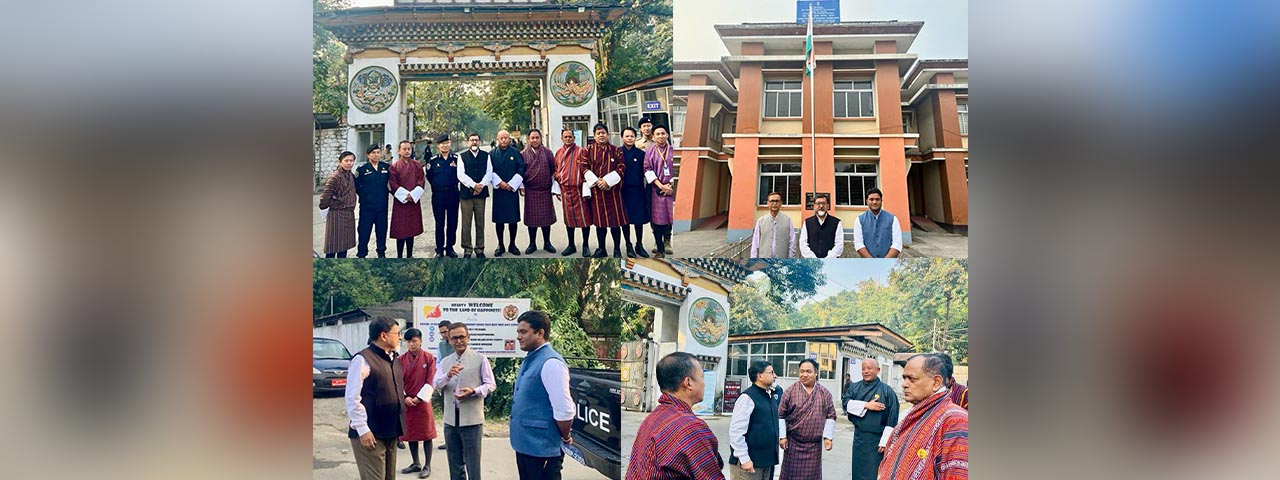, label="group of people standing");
[319,117,678,259]
[343,311,577,480]
[749,188,904,259]
[626,352,968,480]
